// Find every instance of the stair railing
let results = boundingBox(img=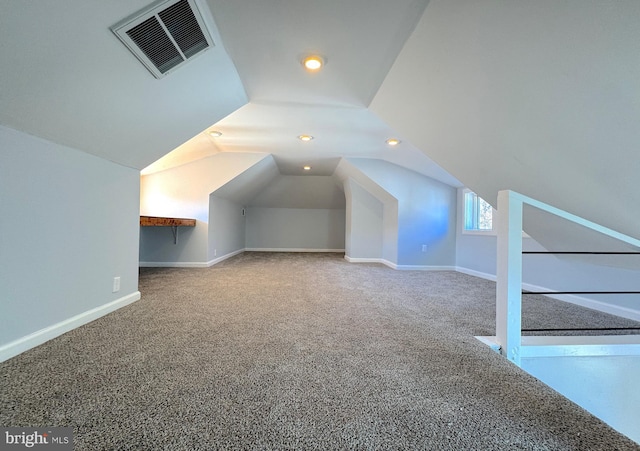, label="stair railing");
[495,190,640,365]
